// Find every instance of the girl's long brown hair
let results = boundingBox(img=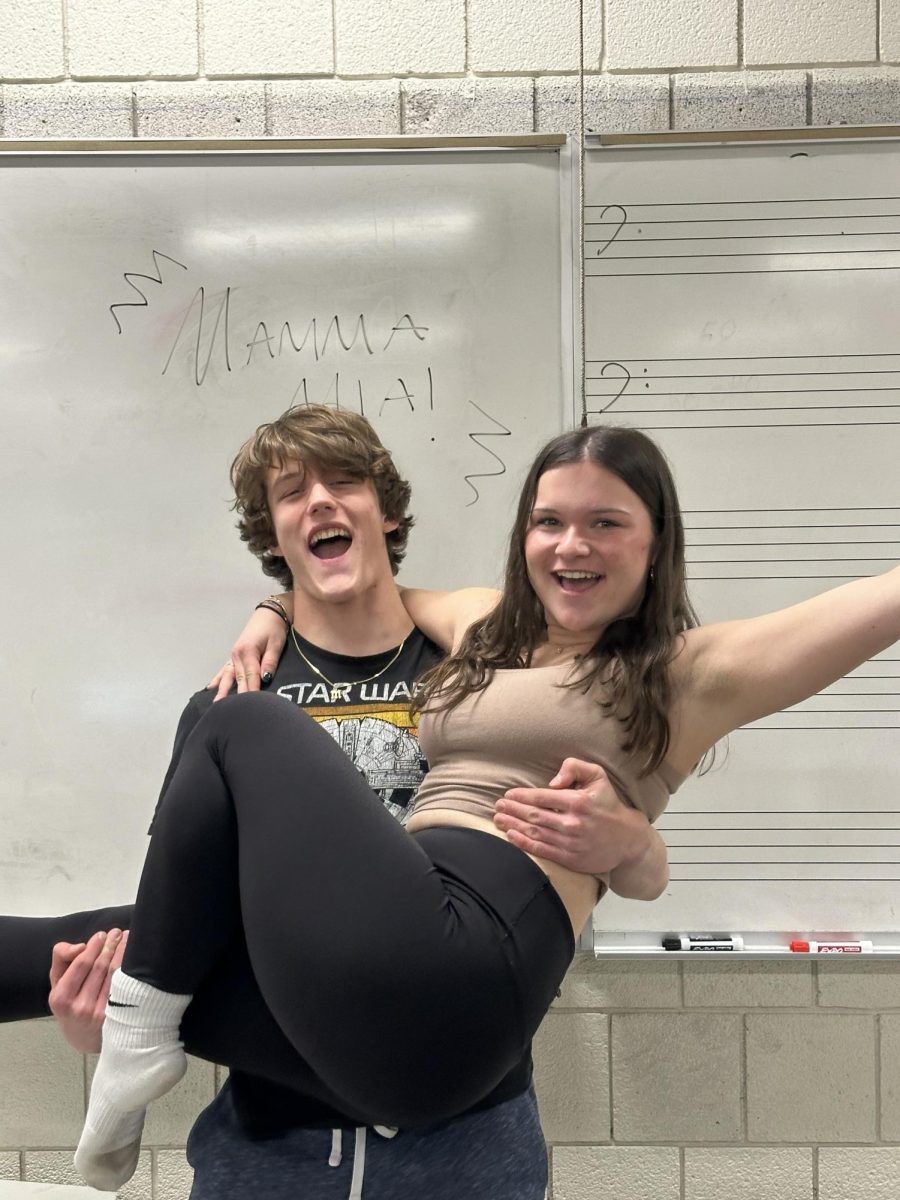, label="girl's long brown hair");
[417,425,700,776]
